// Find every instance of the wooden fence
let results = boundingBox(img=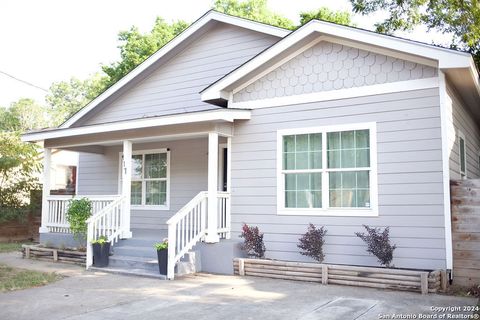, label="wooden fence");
[451,179,480,286]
